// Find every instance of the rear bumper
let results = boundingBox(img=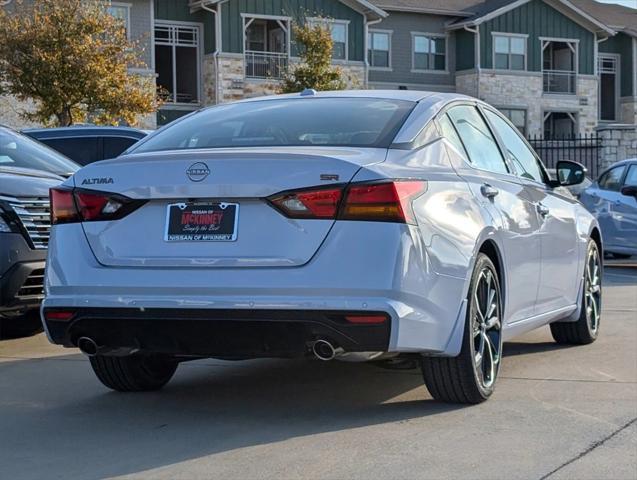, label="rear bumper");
[43,308,390,358]
[43,222,471,356]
